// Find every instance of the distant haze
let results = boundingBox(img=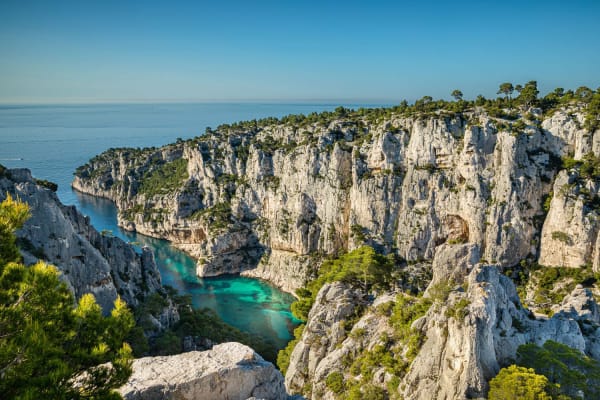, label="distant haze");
[1,0,599,104]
